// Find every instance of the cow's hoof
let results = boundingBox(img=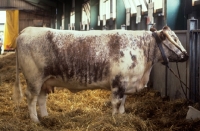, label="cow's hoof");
[119,106,125,114]
[30,116,40,123]
[40,108,48,117]
[32,118,40,124]
[41,113,48,117]
[112,109,118,116]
